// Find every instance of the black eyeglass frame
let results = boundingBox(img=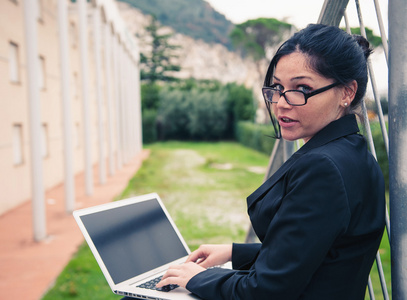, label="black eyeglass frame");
[262,82,341,106]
